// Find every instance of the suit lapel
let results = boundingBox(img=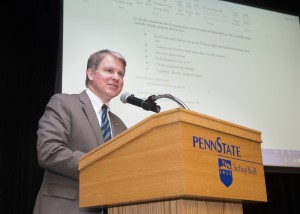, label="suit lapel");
[109,112,118,137]
[79,91,104,145]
